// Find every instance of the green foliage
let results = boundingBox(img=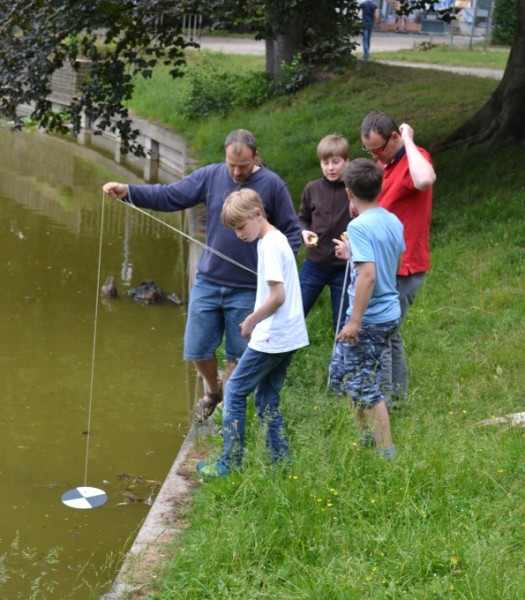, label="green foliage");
[491,0,518,46]
[0,0,190,155]
[179,65,275,119]
[0,0,363,154]
[277,53,314,94]
[177,51,312,120]
[177,0,362,73]
[129,51,267,130]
